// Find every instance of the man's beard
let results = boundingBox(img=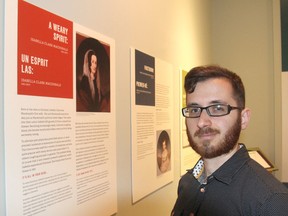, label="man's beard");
[187,115,242,159]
